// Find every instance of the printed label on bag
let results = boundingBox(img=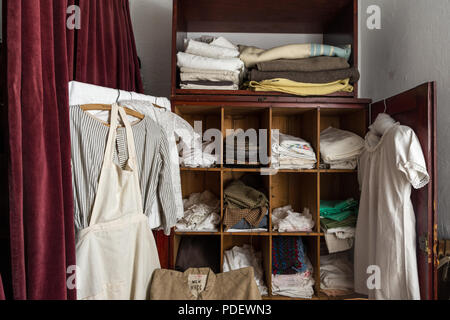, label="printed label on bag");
[188,274,207,297]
